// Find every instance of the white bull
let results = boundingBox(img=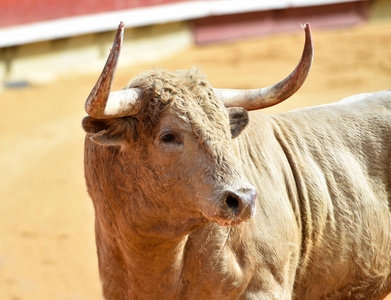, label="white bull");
[82,22,391,299]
